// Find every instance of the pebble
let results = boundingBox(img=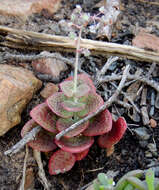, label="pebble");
[132,127,150,140]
